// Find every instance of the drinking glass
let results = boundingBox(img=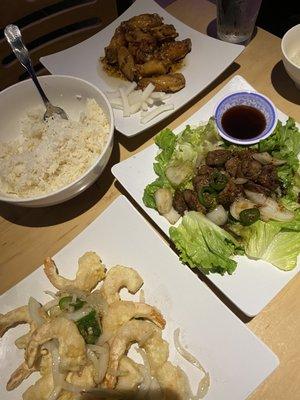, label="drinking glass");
[217,0,262,44]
